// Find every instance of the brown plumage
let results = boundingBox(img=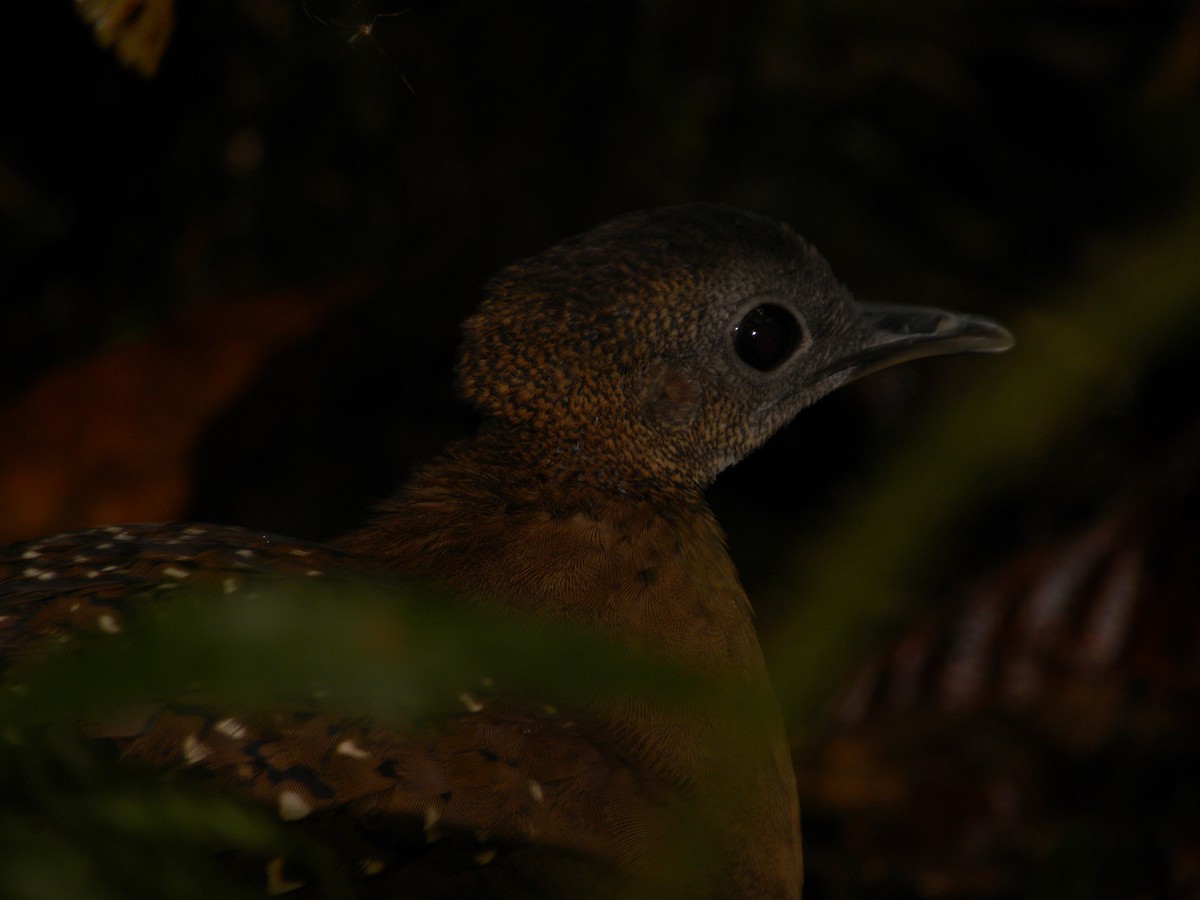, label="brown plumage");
[0,204,1012,898]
